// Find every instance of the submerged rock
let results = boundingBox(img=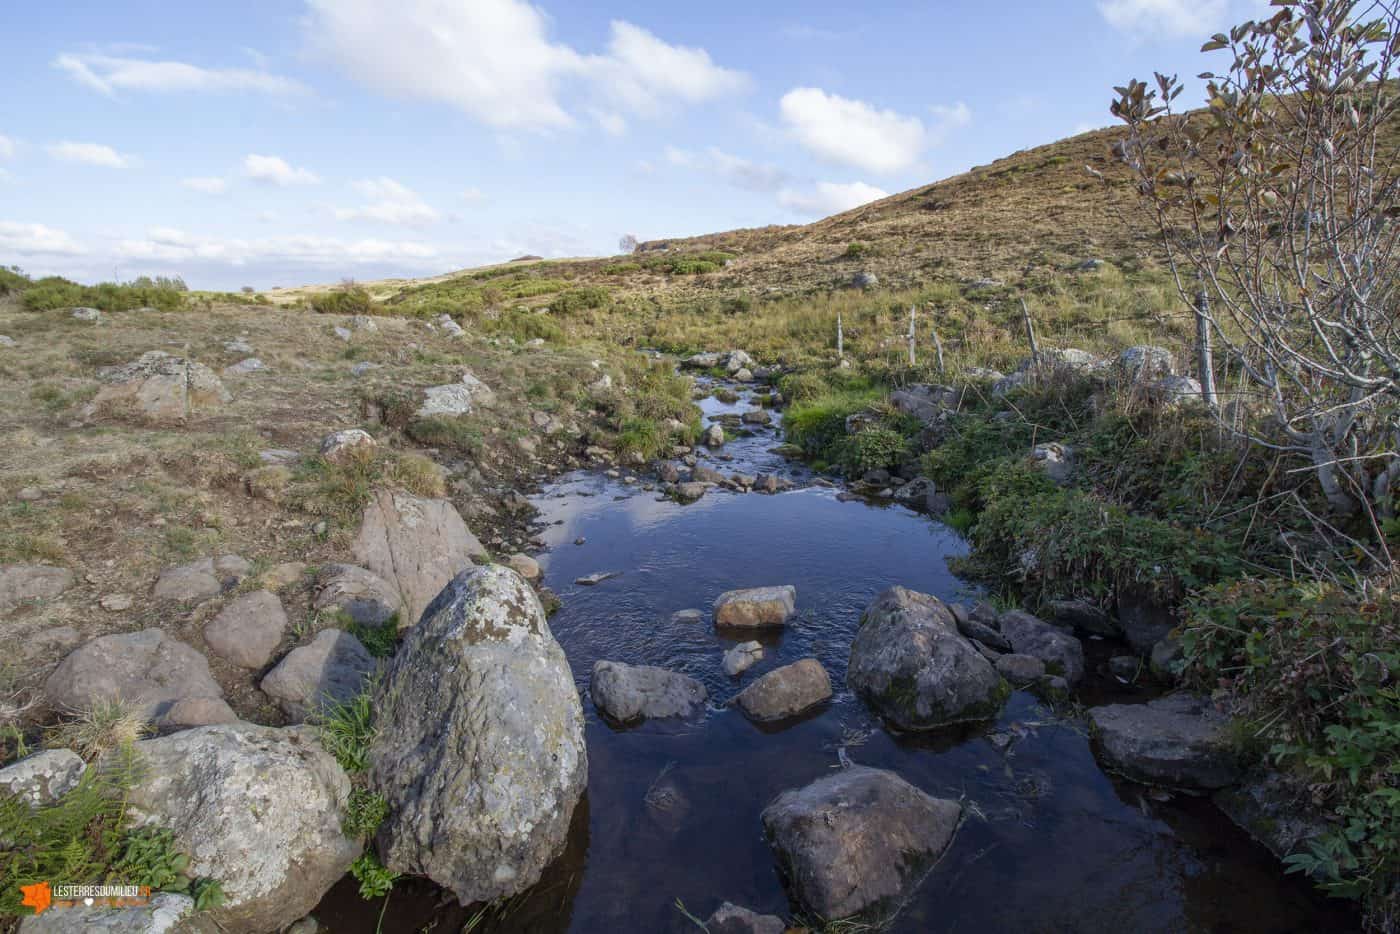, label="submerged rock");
[734,658,831,722]
[590,660,707,722]
[761,766,961,923]
[713,586,797,628]
[121,724,360,933]
[722,641,764,676]
[1213,769,1328,860]
[369,567,586,905]
[704,902,786,934]
[1089,693,1242,790]
[848,587,1008,730]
